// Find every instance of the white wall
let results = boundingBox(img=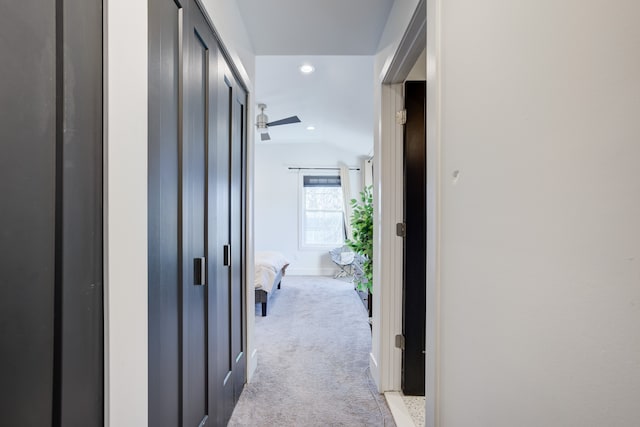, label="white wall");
[200,0,255,85]
[406,48,426,81]
[105,0,148,425]
[430,0,640,425]
[254,143,363,275]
